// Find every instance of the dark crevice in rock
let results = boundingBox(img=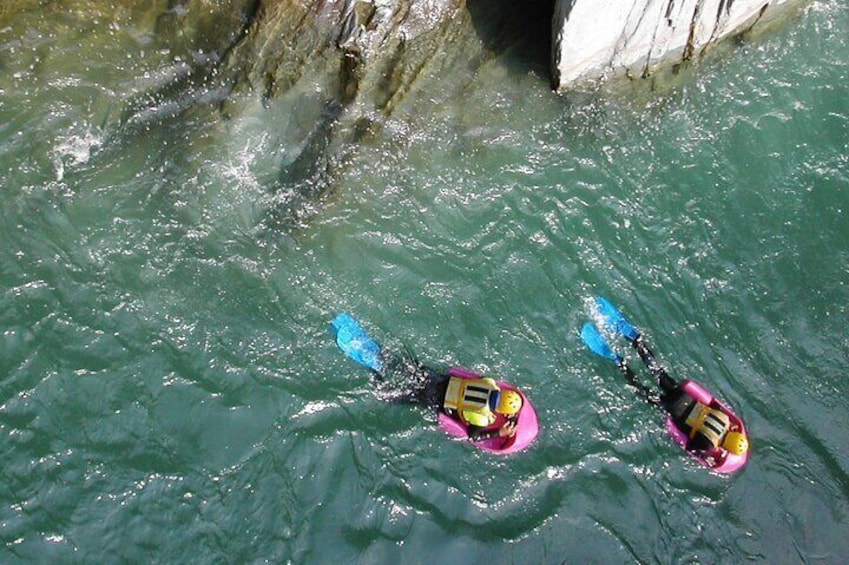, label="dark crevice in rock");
[220,0,263,64]
[467,0,556,78]
[683,2,700,61]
